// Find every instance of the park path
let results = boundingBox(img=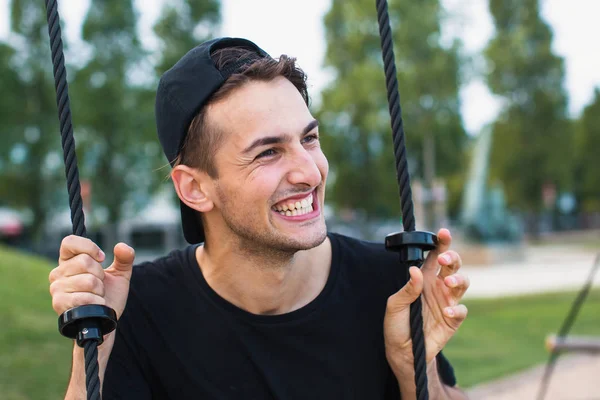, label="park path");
[460,244,600,299]
[466,354,600,399]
